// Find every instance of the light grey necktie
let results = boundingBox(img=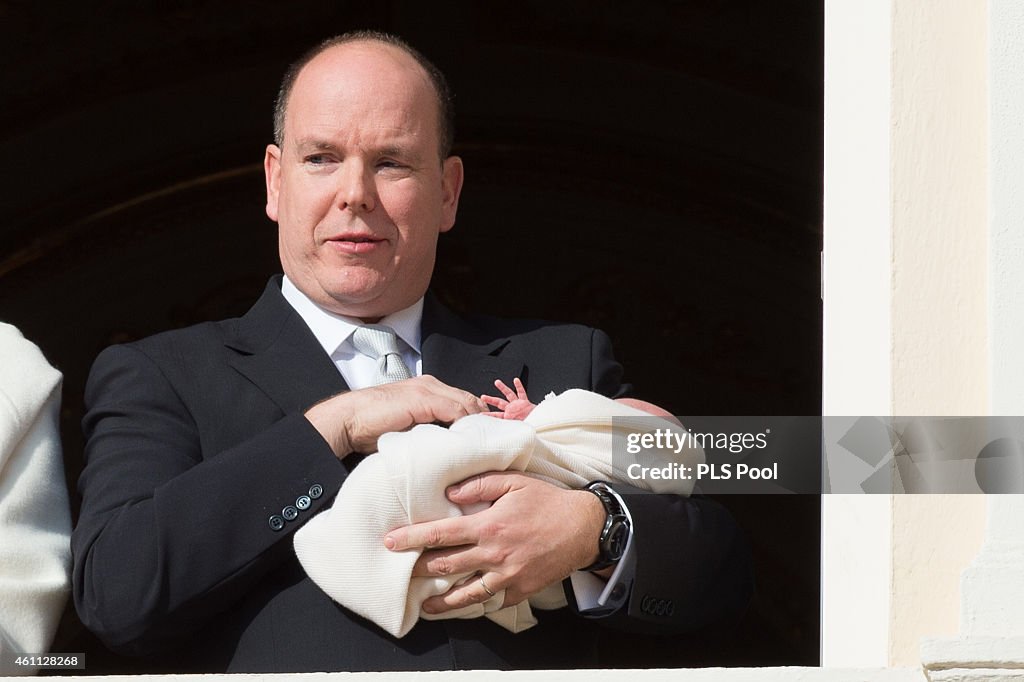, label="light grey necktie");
[351,325,413,385]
